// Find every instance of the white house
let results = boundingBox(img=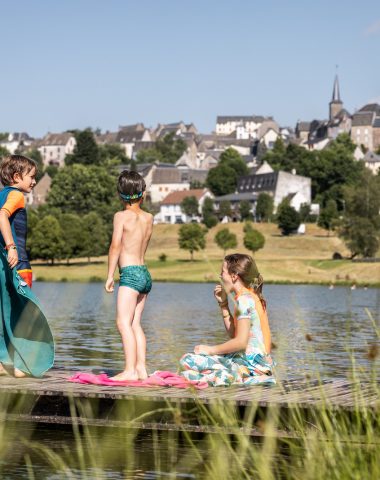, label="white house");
[0,132,34,154]
[216,116,266,137]
[154,188,213,224]
[363,151,380,174]
[38,133,76,167]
